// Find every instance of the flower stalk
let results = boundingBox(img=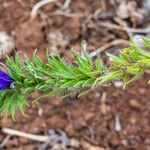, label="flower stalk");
[0,37,150,119]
